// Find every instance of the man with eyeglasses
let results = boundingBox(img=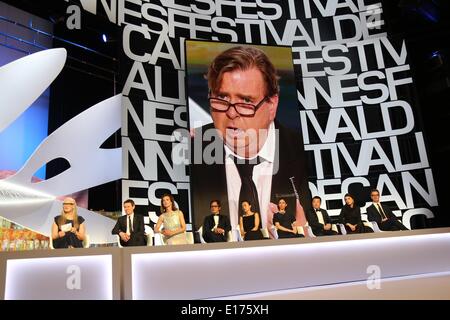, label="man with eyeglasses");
[366,189,409,231]
[190,45,310,235]
[201,200,231,242]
